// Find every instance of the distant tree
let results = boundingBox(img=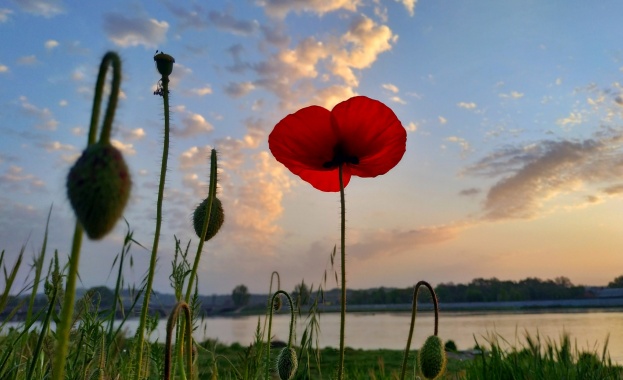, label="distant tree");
[608,275,623,288]
[88,286,115,309]
[232,284,250,308]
